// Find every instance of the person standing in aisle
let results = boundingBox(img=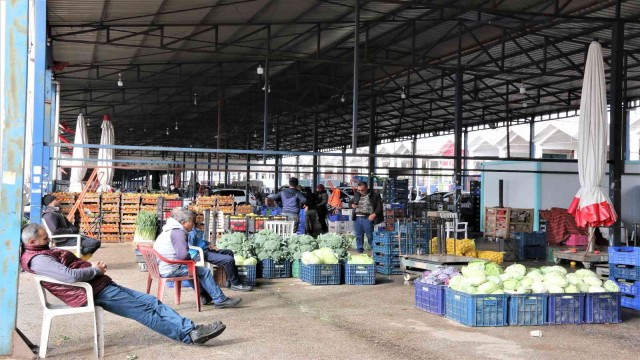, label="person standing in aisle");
[303,187,320,237]
[315,184,329,233]
[269,177,306,232]
[351,182,384,253]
